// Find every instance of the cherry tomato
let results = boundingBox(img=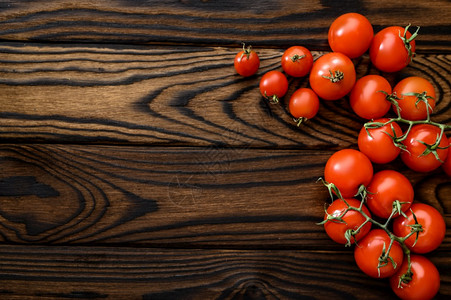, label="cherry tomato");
[358,118,403,164]
[281,46,314,77]
[328,13,374,59]
[309,52,356,101]
[392,76,436,121]
[366,170,413,219]
[393,203,446,254]
[354,229,404,278]
[288,88,319,125]
[234,44,260,77]
[349,75,392,119]
[324,149,373,198]
[370,24,419,73]
[443,137,451,176]
[323,198,372,245]
[401,124,449,172]
[390,255,440,300]
[259,70,288,103]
